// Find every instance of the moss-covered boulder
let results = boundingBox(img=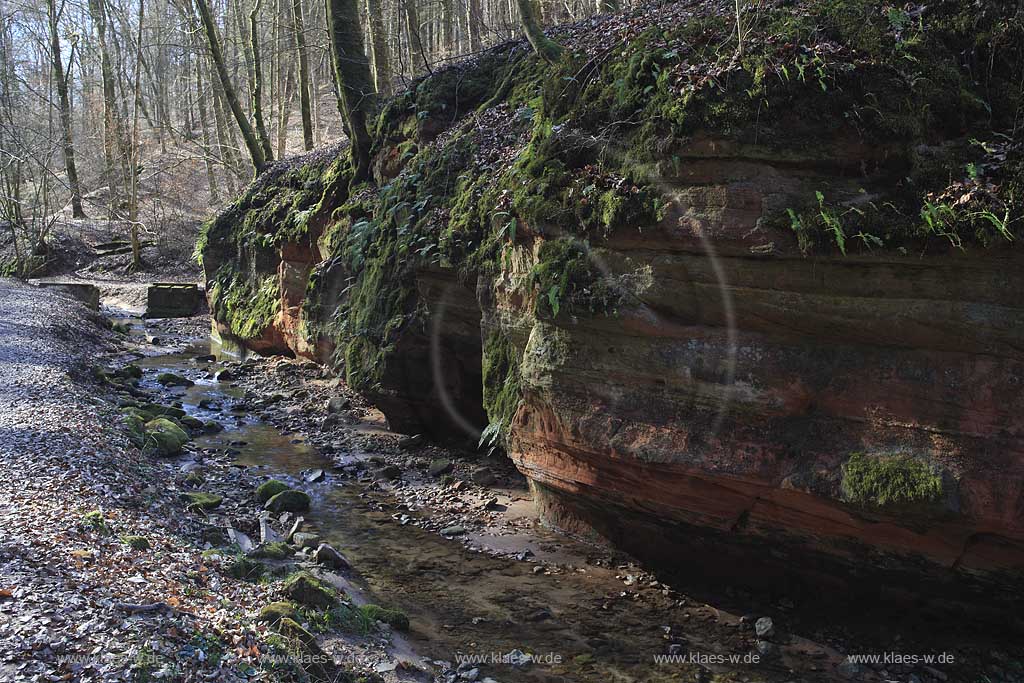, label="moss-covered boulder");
[203,420,224,434]
[179,415,204,430]
[271,618,345,681]
[181,492,223,512]
[257,601,301,624]
[156,372,194,387]
[265,489,311,513]
[252,541,294,560]
[142,418,190,456]
[114,364,142,380]
[360,604,410,631]
[142,403,186,419]
[227,556,266,581]
[123,413,147,448]
[283,572,337,609]
[255,479,291,503]
[200,0,1024,609]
